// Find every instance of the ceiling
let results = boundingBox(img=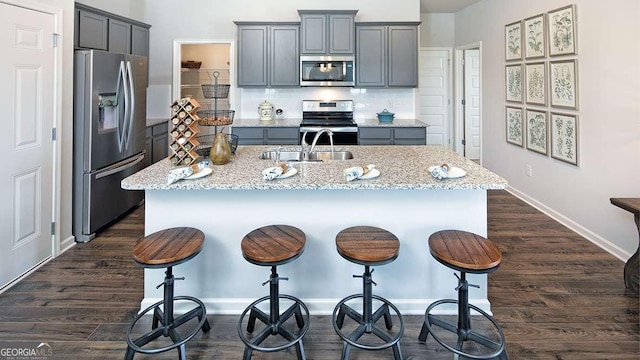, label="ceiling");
[420,0,481,13]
